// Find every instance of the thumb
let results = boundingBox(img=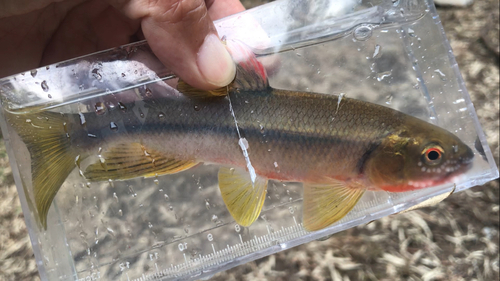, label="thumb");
[141,0,236,90]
